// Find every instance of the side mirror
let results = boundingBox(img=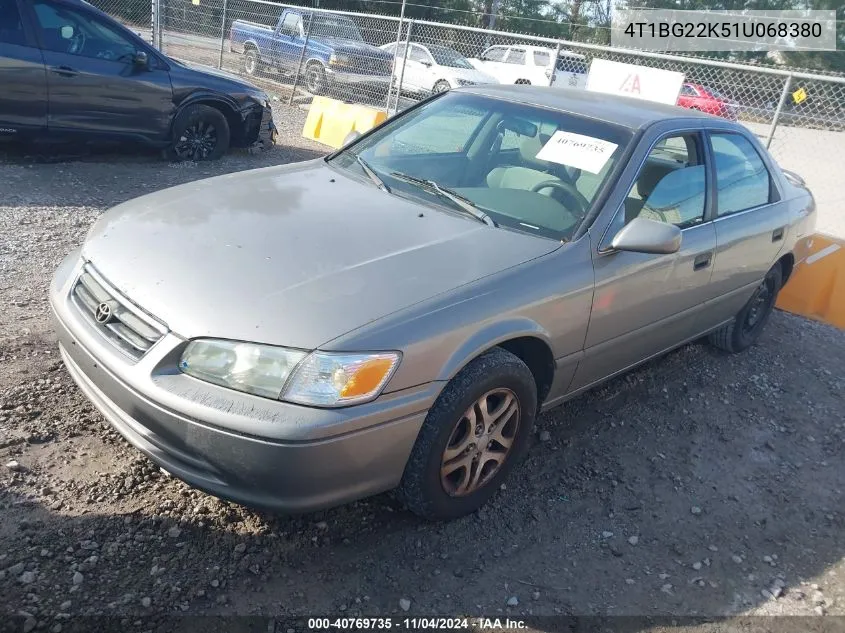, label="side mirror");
[133,50,149,68]
[343,130,362,146]
[611,216,681,255]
